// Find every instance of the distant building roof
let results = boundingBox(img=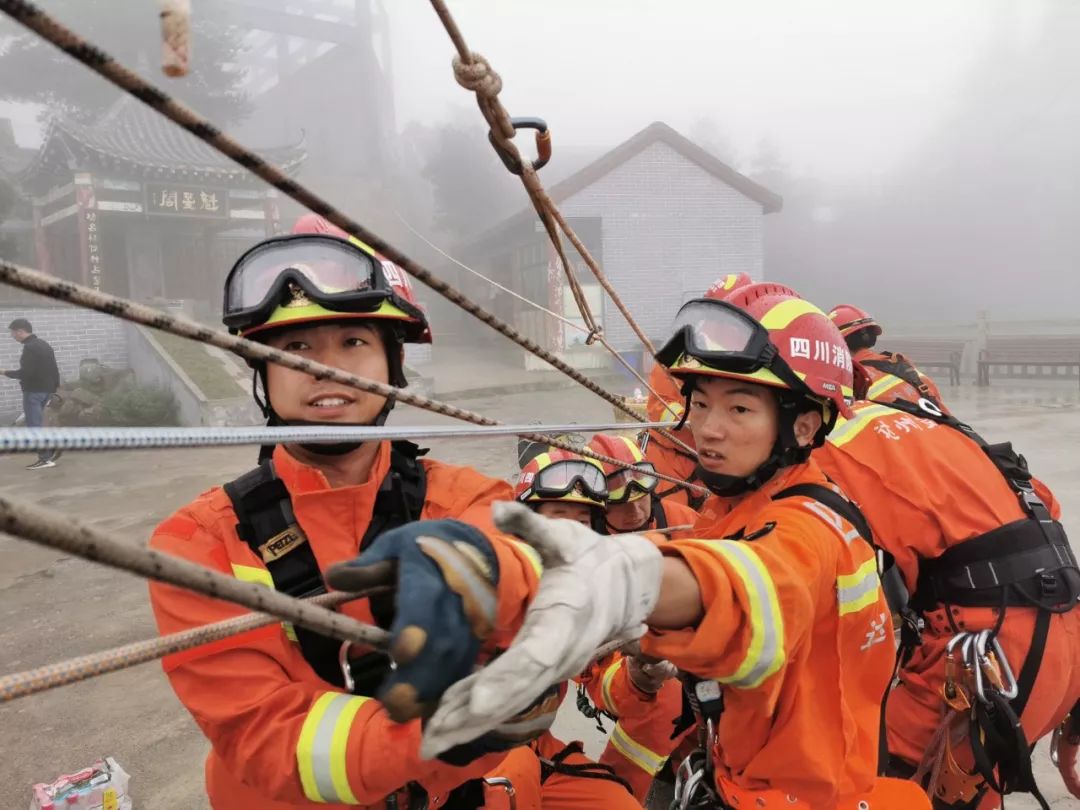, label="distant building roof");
[11,99,306,192]
[467,121,782,252]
